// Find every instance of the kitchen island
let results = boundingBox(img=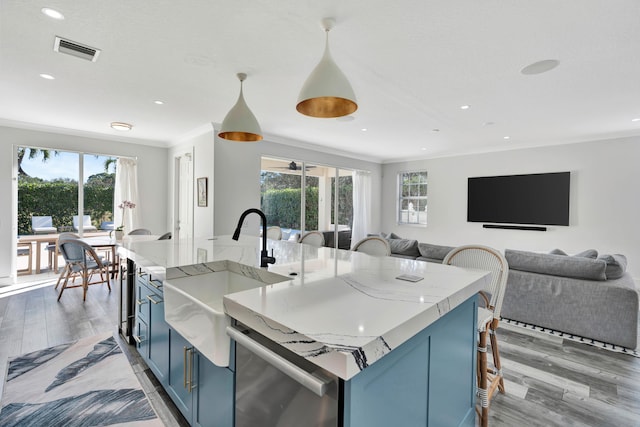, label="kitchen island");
[119,235,489,427]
